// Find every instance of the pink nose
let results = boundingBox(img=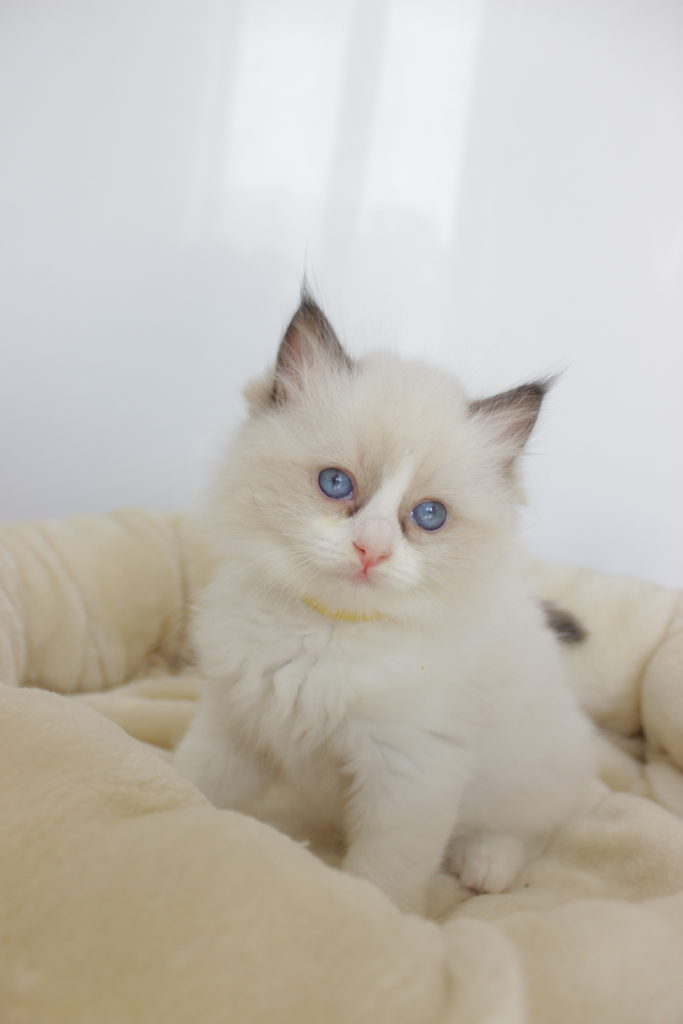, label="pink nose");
[352,518,394,572]
[353,541,390,571]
